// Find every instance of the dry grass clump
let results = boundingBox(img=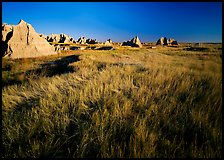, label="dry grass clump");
[2,45,222,158]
